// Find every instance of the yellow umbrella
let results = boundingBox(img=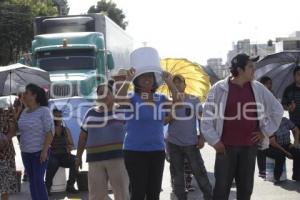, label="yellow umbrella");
[158,58,210,101]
